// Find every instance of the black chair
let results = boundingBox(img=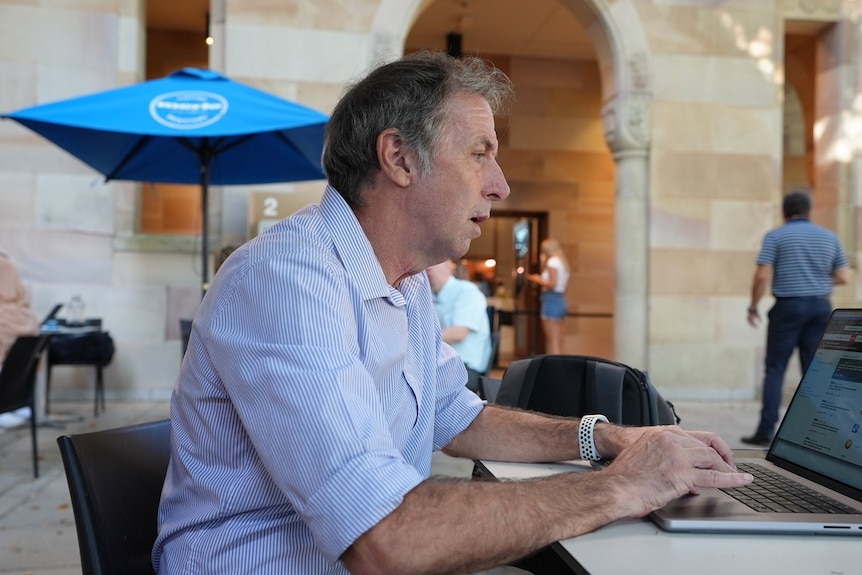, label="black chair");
[46,318,114,417]
[0,334,52,477]
[485,331,500,373]
[179,318,192,361]
[473,331,500,401]
[57,419,170,575]
[41,302,63,325]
